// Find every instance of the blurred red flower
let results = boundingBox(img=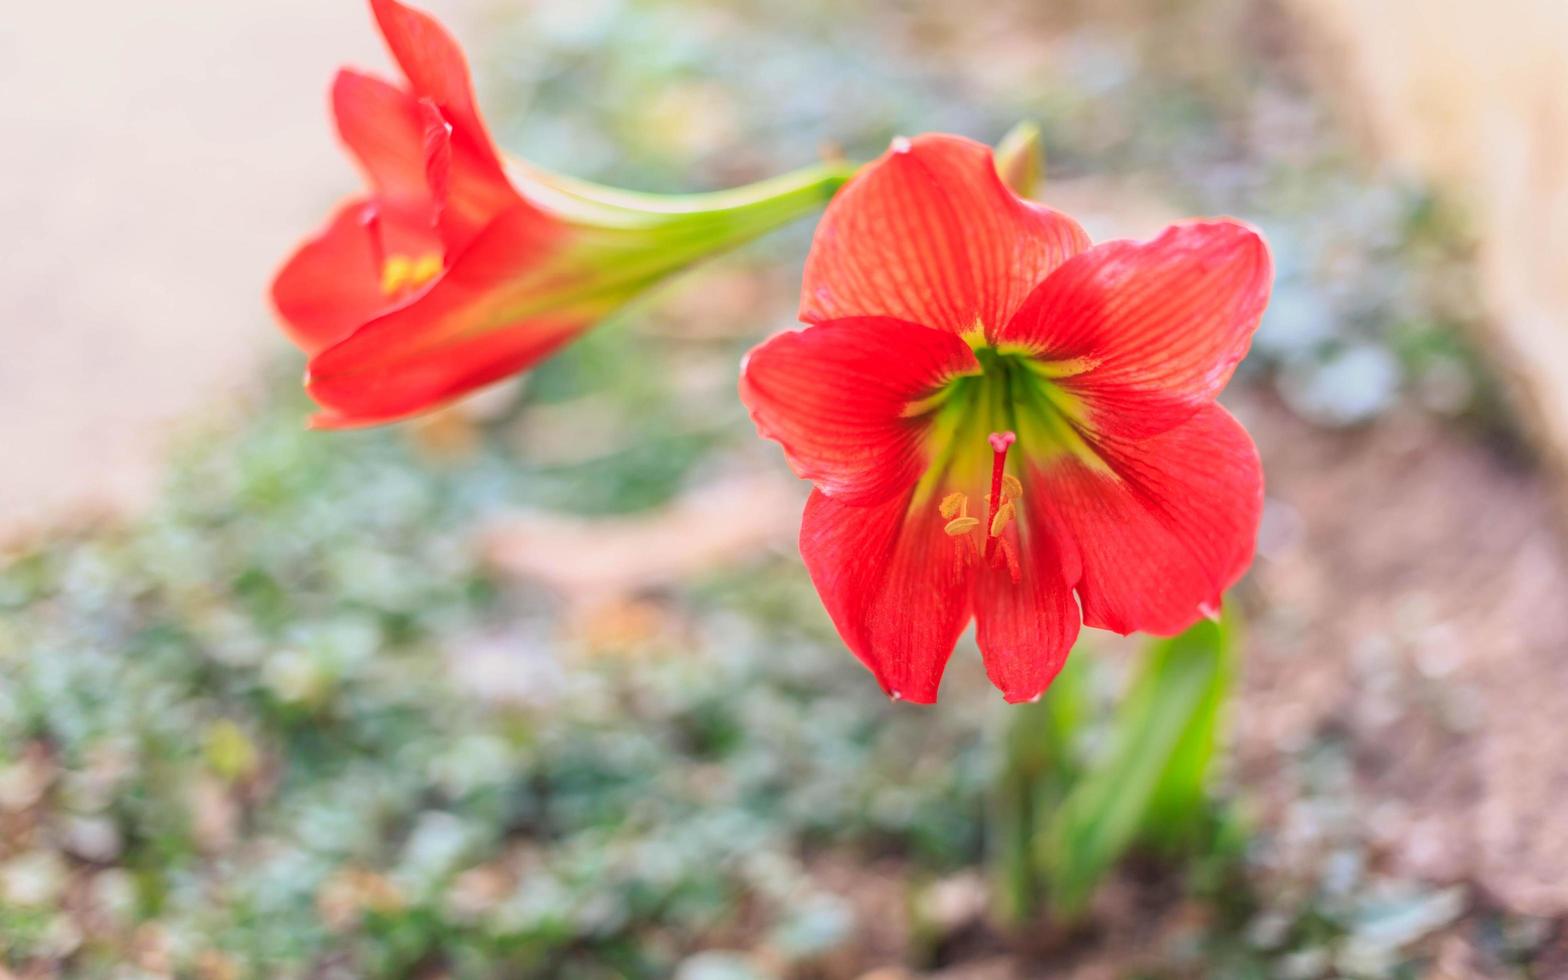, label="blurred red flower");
[741,134,1272,703]
[273,0,847,428]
